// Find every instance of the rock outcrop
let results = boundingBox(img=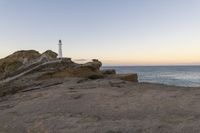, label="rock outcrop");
[0,50,138,96]
[41,50,58,60]
[101,69,116,75]
[0,50,58,80]
[1,51,199,133]
[81,59,102,71]
[0,50,40,79]
[111,74,138,82]
[38,59,104,80]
